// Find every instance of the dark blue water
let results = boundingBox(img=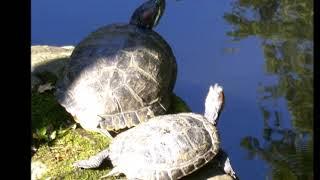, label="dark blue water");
[32,0,313,179]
